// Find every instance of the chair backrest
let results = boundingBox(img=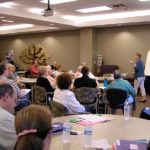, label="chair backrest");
[106,88,127,106]
[75,87,97,105]
[50,101,68,117]
[34,85,46,104]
